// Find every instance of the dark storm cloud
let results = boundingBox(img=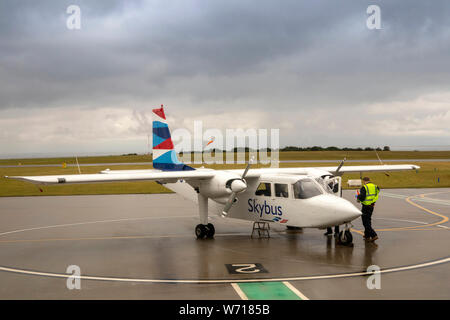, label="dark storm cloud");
[0,0,449,154]
[1,0,449,111]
